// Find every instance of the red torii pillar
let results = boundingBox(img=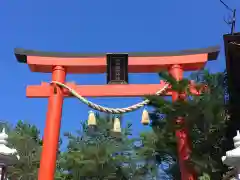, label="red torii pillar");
[15,46,219,180]
[169,64,193,180]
